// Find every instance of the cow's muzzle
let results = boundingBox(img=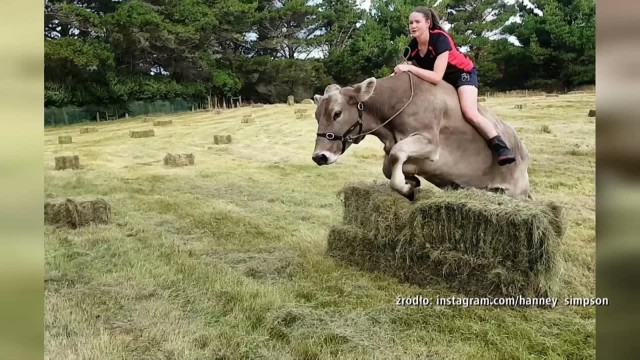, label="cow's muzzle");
[312,153,328,165]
